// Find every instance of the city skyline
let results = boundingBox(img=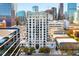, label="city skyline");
[0,3,79,56]
[17,3,79,12]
